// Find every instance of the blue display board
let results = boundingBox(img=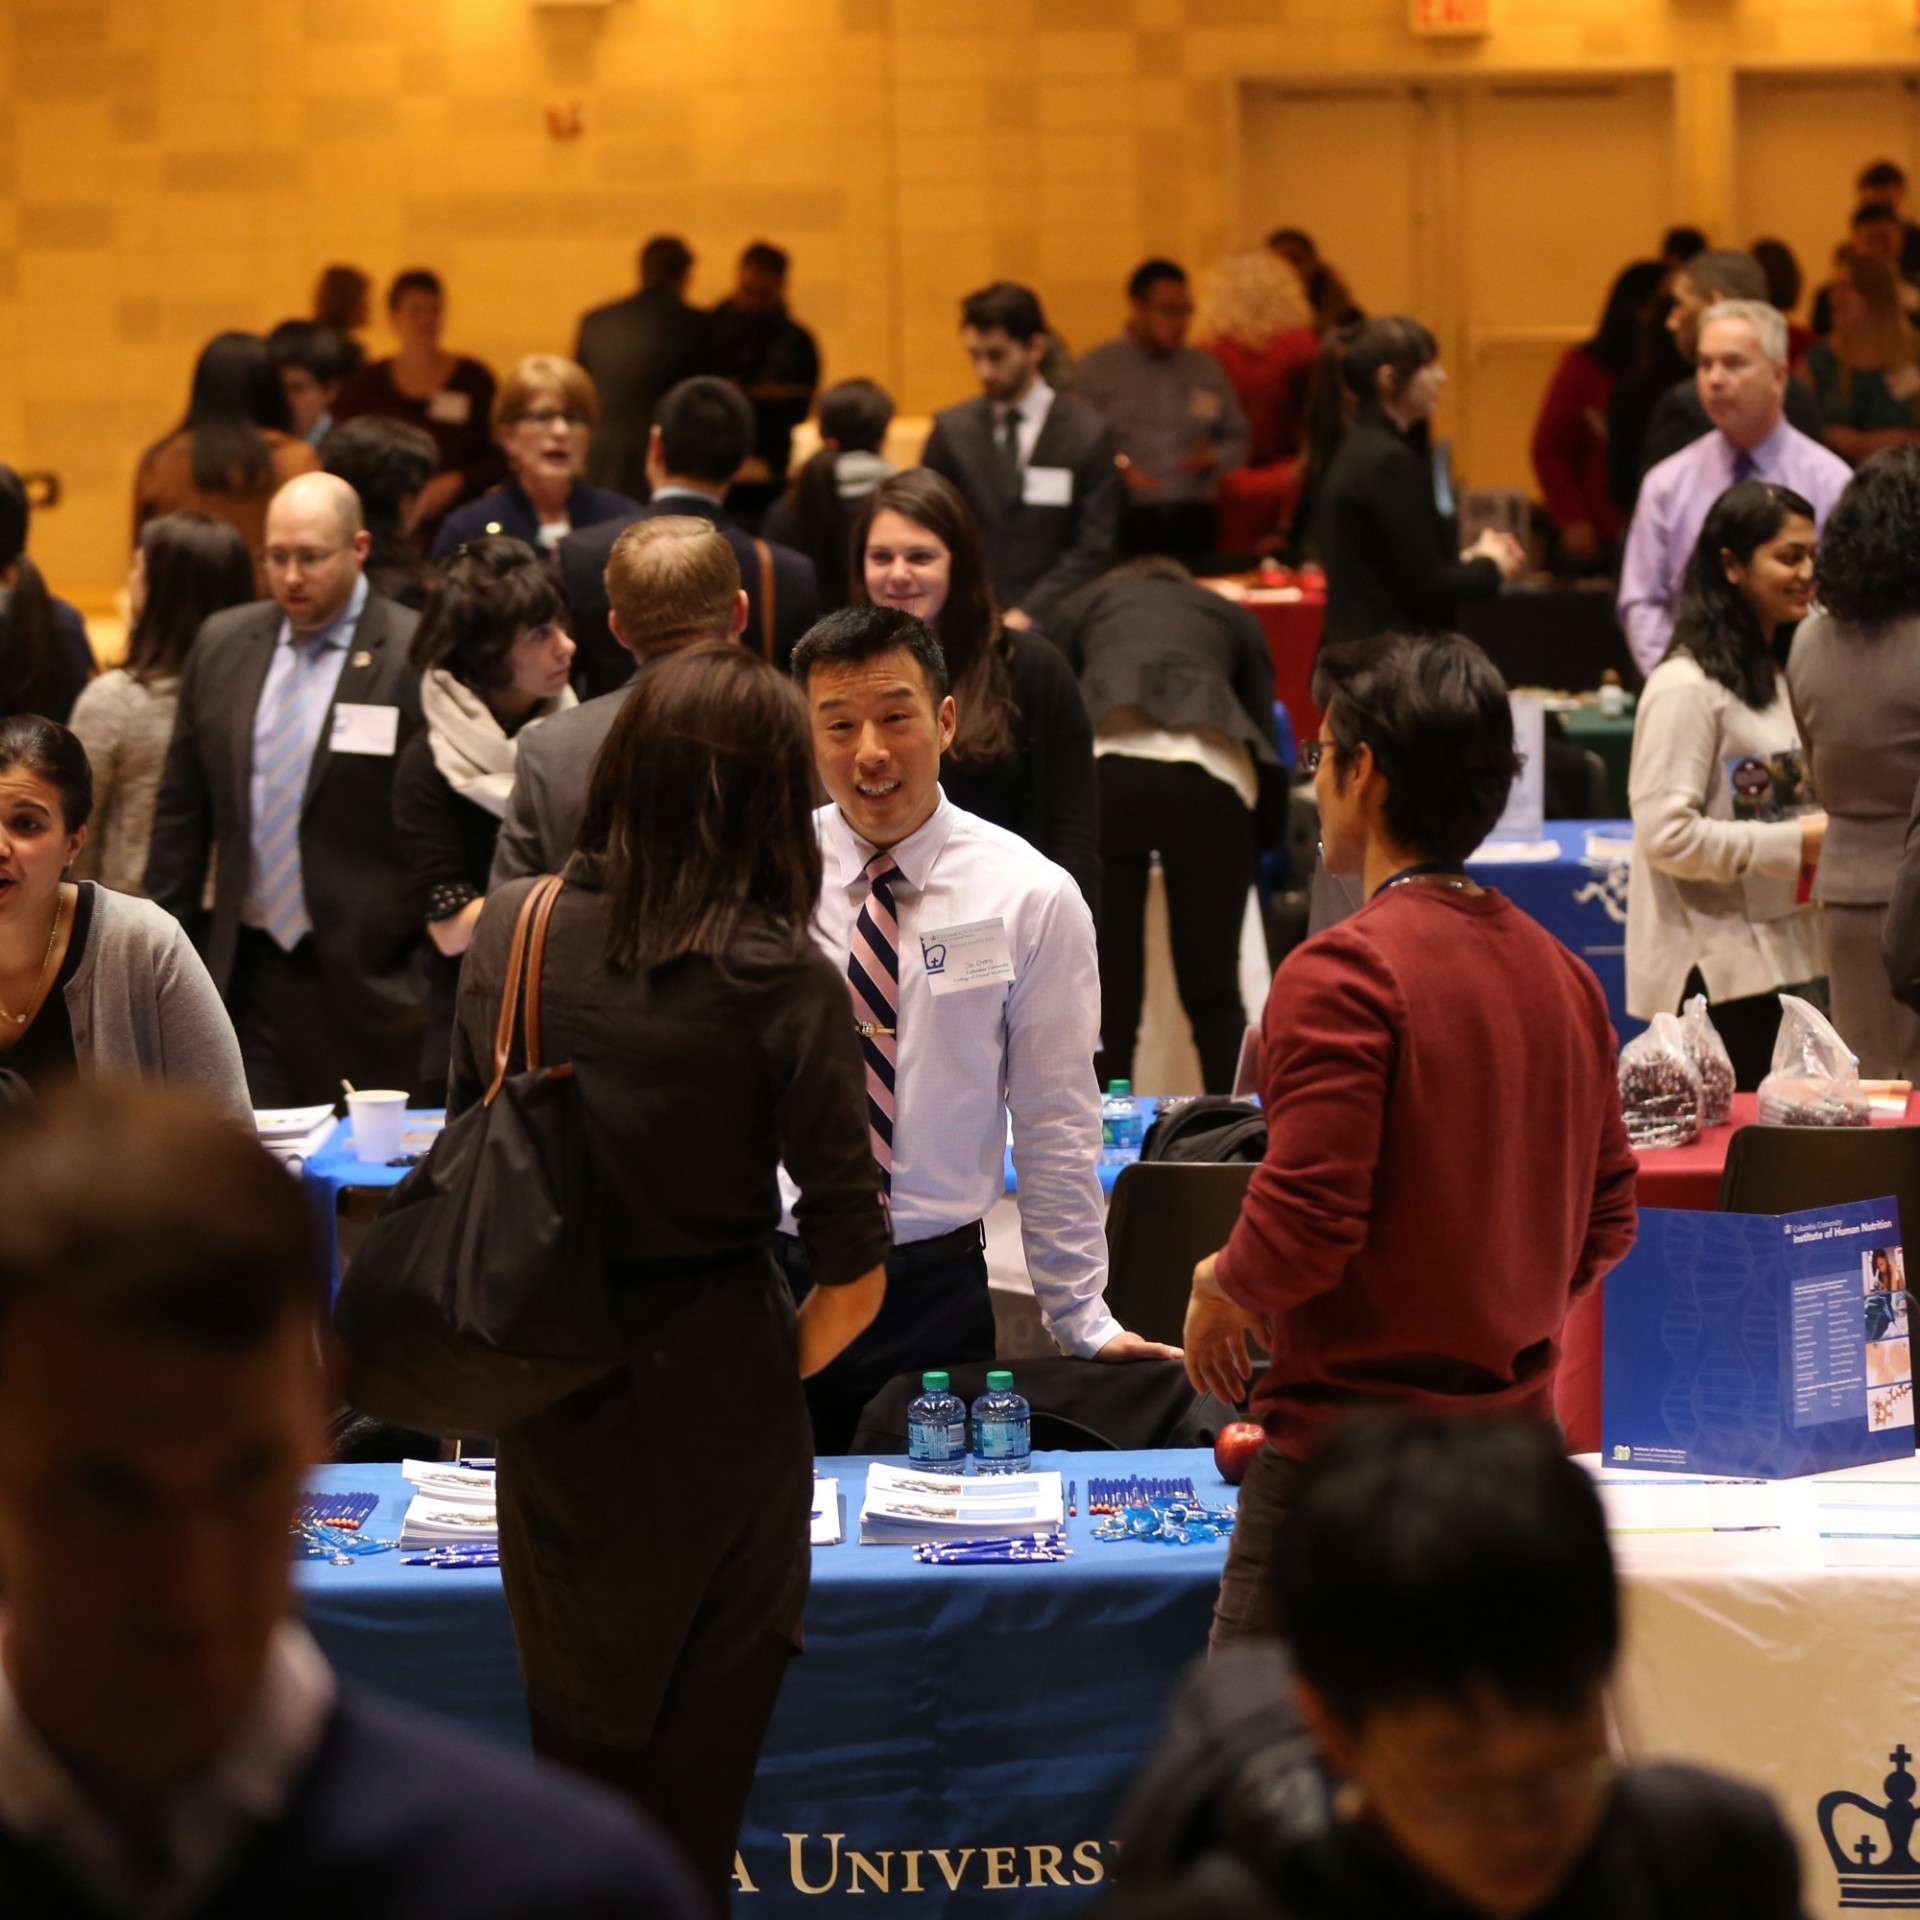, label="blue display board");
[1604,1201,1916,1477]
